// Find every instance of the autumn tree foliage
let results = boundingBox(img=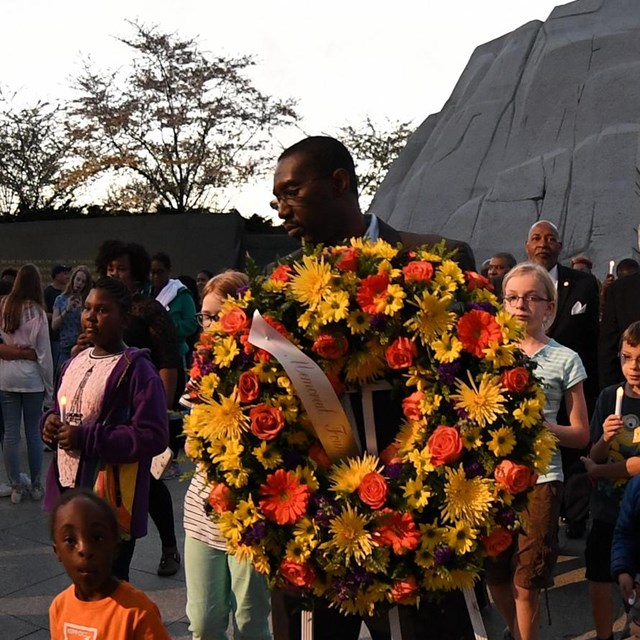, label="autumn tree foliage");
[70,22,299,213]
